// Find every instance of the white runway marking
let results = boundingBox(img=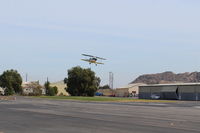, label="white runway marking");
[148,103,167,106]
